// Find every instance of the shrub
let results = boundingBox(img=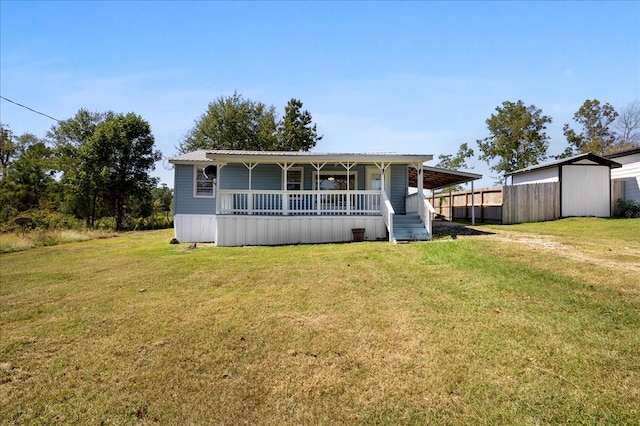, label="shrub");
[616,199,640,218]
